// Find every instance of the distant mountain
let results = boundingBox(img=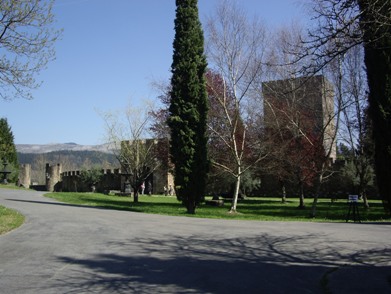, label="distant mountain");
[17,150,117,167]
[16,143,115,154]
